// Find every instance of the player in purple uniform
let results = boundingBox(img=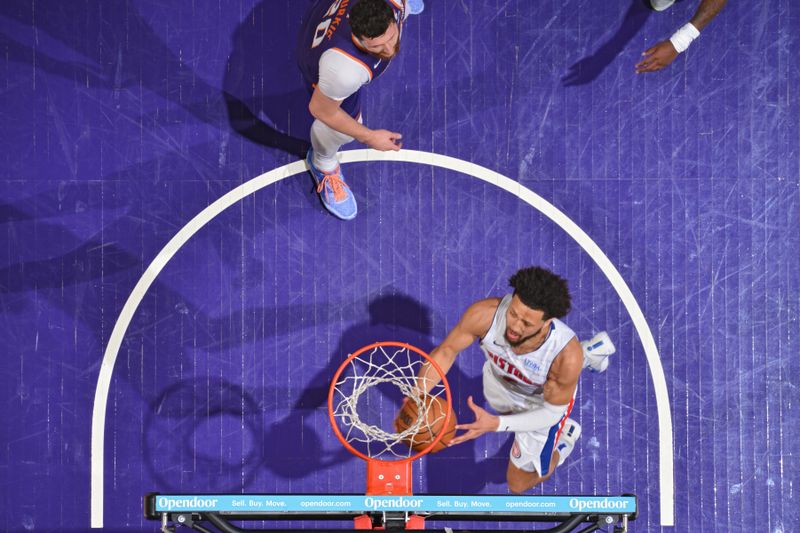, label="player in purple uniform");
[637,0,727,73]
[297,0,409,220]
